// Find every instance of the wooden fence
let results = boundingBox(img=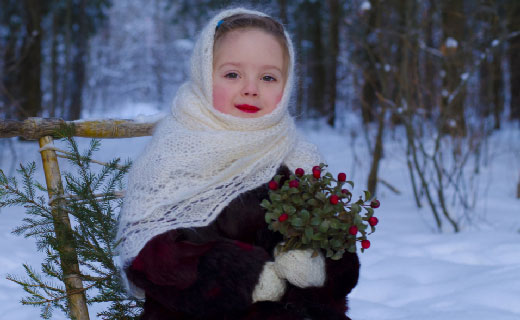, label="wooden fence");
[1,117,158,320]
